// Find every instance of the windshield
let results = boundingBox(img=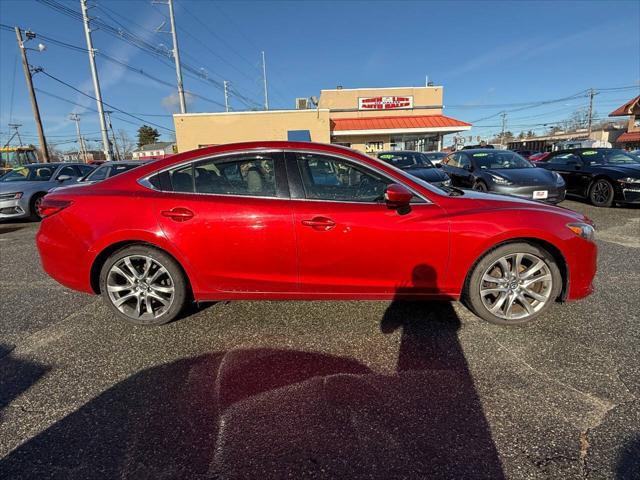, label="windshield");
[423,152,446,162]
[0,165,56,182]
[378,152,434,169]
[471,151,534,169]
[83,163,140,182]
[581,149,640,166]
